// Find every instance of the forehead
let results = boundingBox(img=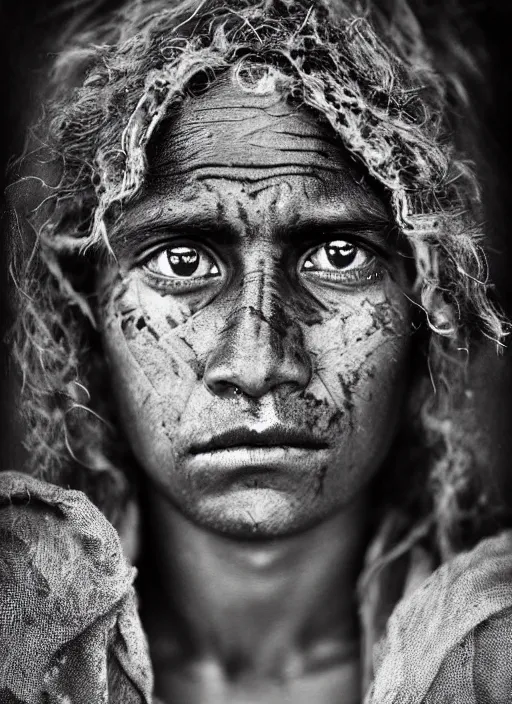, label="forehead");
[121,70,389,233]
[147,71,349,178]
